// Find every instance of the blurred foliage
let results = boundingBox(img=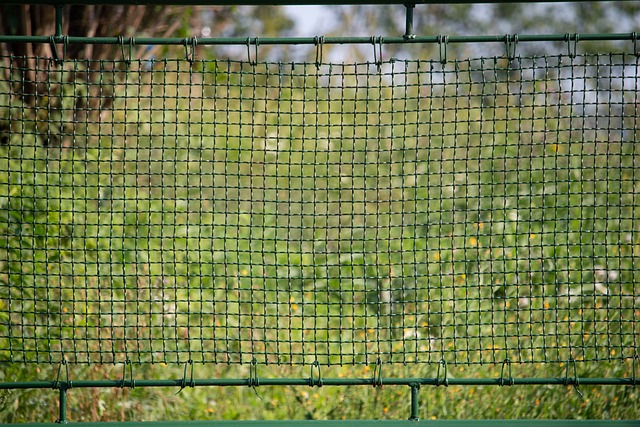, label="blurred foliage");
[327,2,640,60]
[0,4,293,103]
